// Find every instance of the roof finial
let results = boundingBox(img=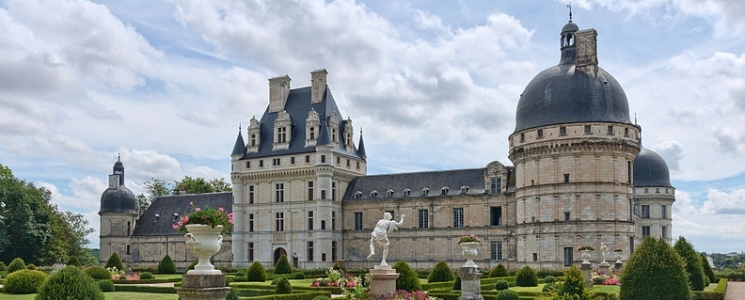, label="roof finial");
[360,125,363,136]
[239,122,241,131]
[117,152,121,162]
[634,112,637,125]
[567,4,572,21]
